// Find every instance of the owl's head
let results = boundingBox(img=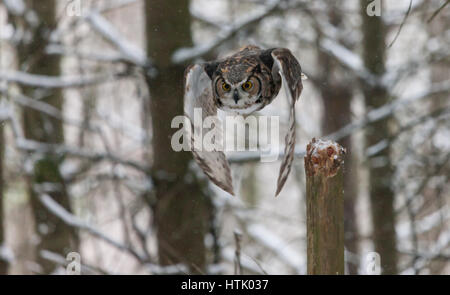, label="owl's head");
[205,57,269,115]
